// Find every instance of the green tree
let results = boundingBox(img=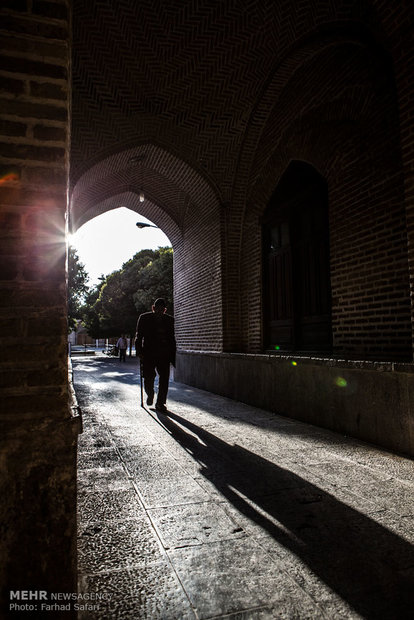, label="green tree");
[94,270,138,337]
[132,247,173,315]
[81,279,105,338]
[81,247,173,339]
[68,246,89,330]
